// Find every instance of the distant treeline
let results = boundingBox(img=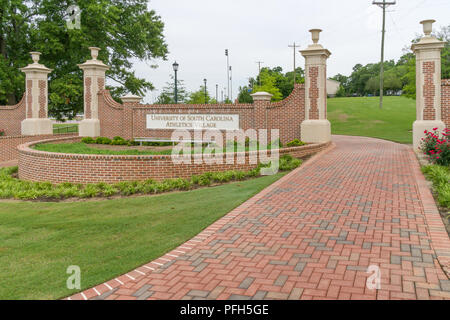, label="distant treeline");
[331,25,449,98]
